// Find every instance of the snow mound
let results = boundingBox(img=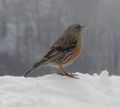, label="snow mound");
[0,70,120,107]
